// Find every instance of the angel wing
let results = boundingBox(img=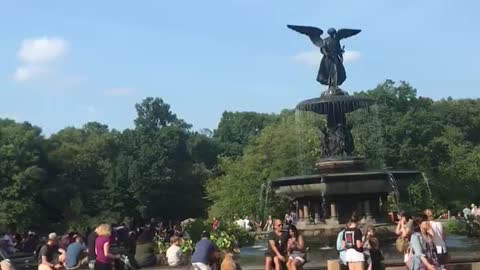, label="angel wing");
[336,29,361,40]
[287,25,323,48]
